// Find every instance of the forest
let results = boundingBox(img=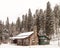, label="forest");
[0,1,60,42]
